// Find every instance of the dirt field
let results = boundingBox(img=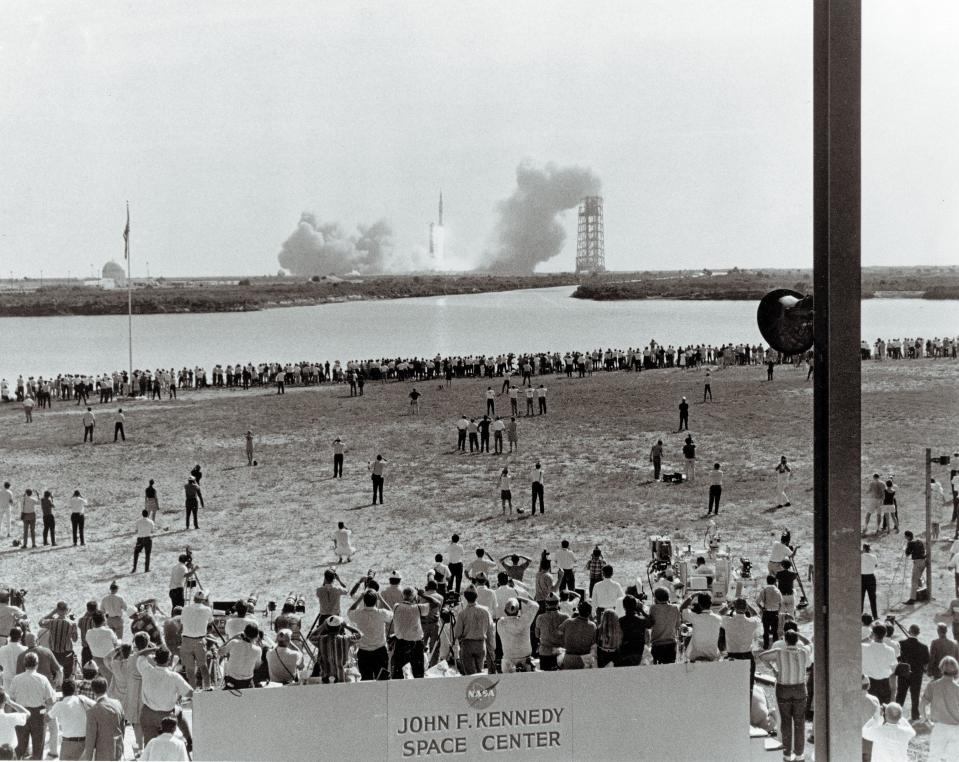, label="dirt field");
[2,358,956,757]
